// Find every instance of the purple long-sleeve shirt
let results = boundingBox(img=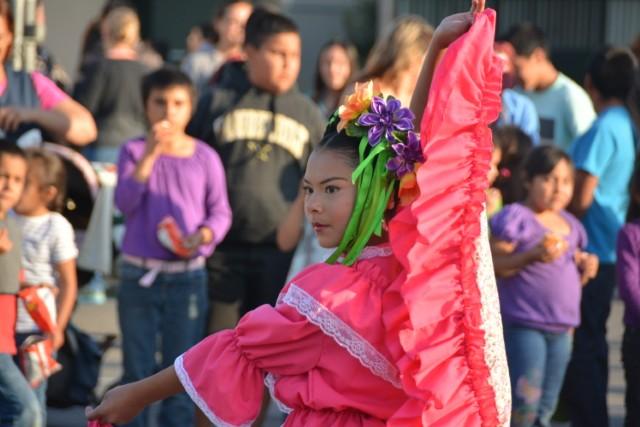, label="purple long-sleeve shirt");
[617,220,640,327]
[115,138,232,260]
